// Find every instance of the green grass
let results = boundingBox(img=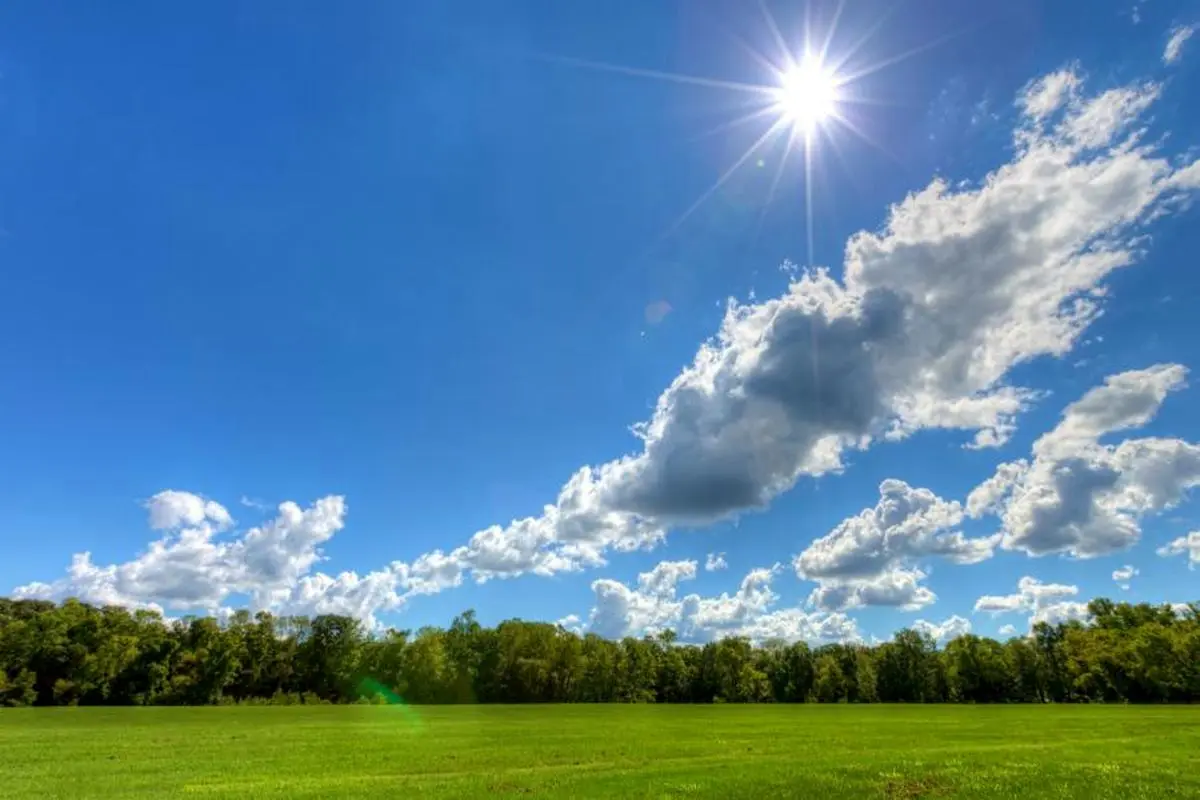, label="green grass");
[2,705,1199,799]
